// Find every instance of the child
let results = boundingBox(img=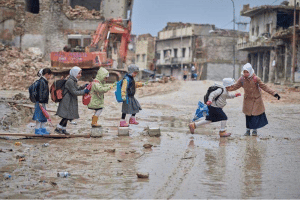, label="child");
[189,78,241,137]
[88,67,113,127]
[32,68,52,135]
[120,64,143,127]
[55,66,89,135]
[227,63,280,136]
